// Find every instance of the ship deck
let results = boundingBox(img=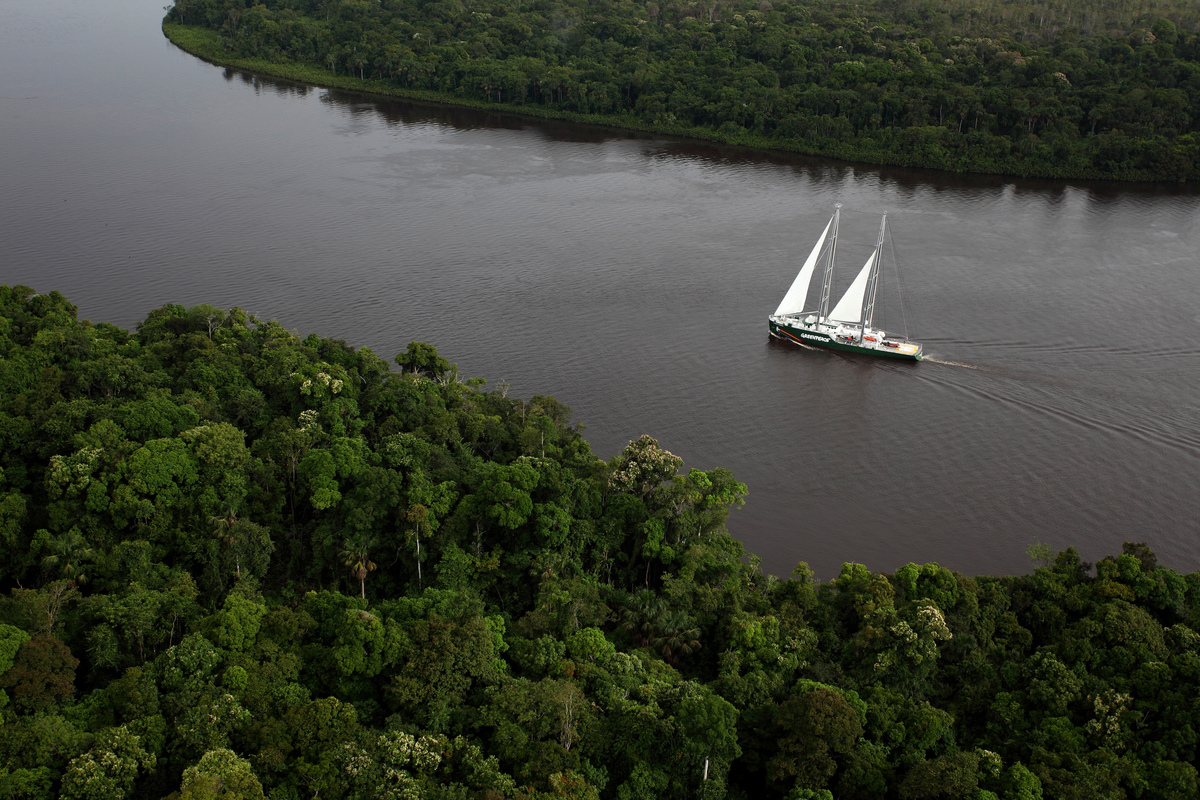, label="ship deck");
[771,316,922,360]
